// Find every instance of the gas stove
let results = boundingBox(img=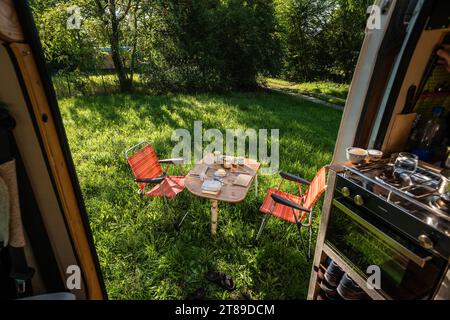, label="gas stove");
[335,159,450,259]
